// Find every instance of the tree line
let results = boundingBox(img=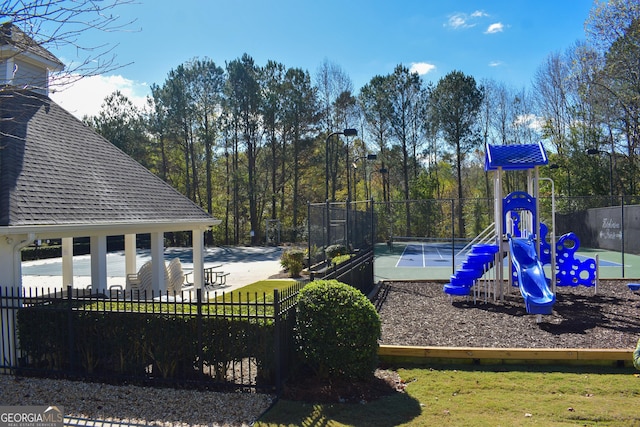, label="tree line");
[82,0,638,244]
